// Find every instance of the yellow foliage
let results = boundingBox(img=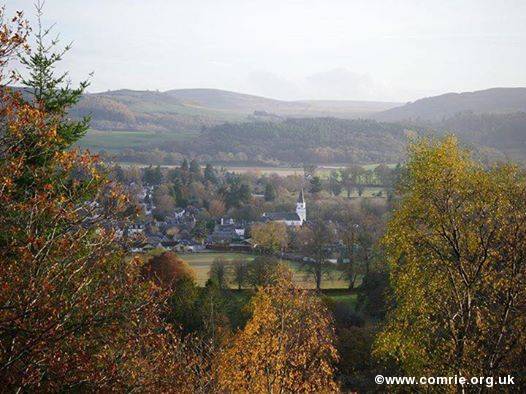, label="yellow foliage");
[217,266,339,393]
